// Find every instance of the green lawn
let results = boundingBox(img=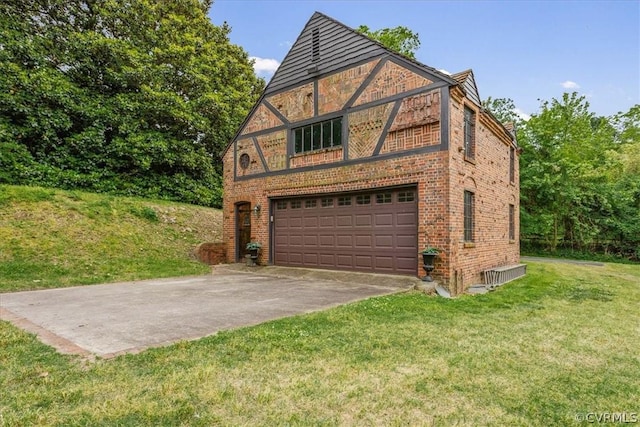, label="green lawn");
[1,261,638,426]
